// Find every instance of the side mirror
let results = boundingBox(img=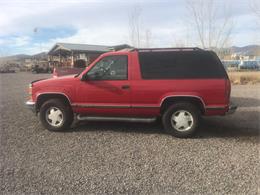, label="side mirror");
[81,72,101,81]
[81,73,89,81]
